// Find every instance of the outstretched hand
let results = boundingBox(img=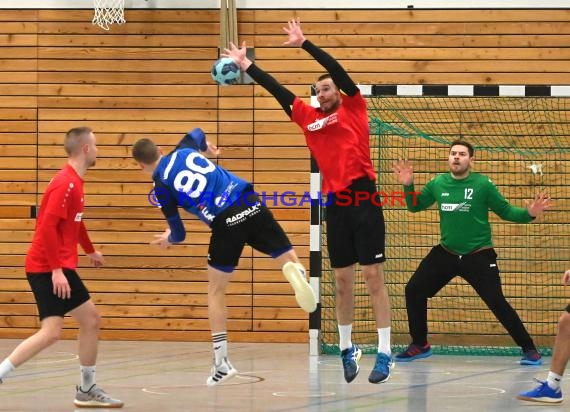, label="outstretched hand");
[393,159,414,186]
[204,141,220,157]
[283,18,306,47]
[524,192,553,218]
[151,228,172,249]
[222,41,252,71]
[563,269,570,286]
